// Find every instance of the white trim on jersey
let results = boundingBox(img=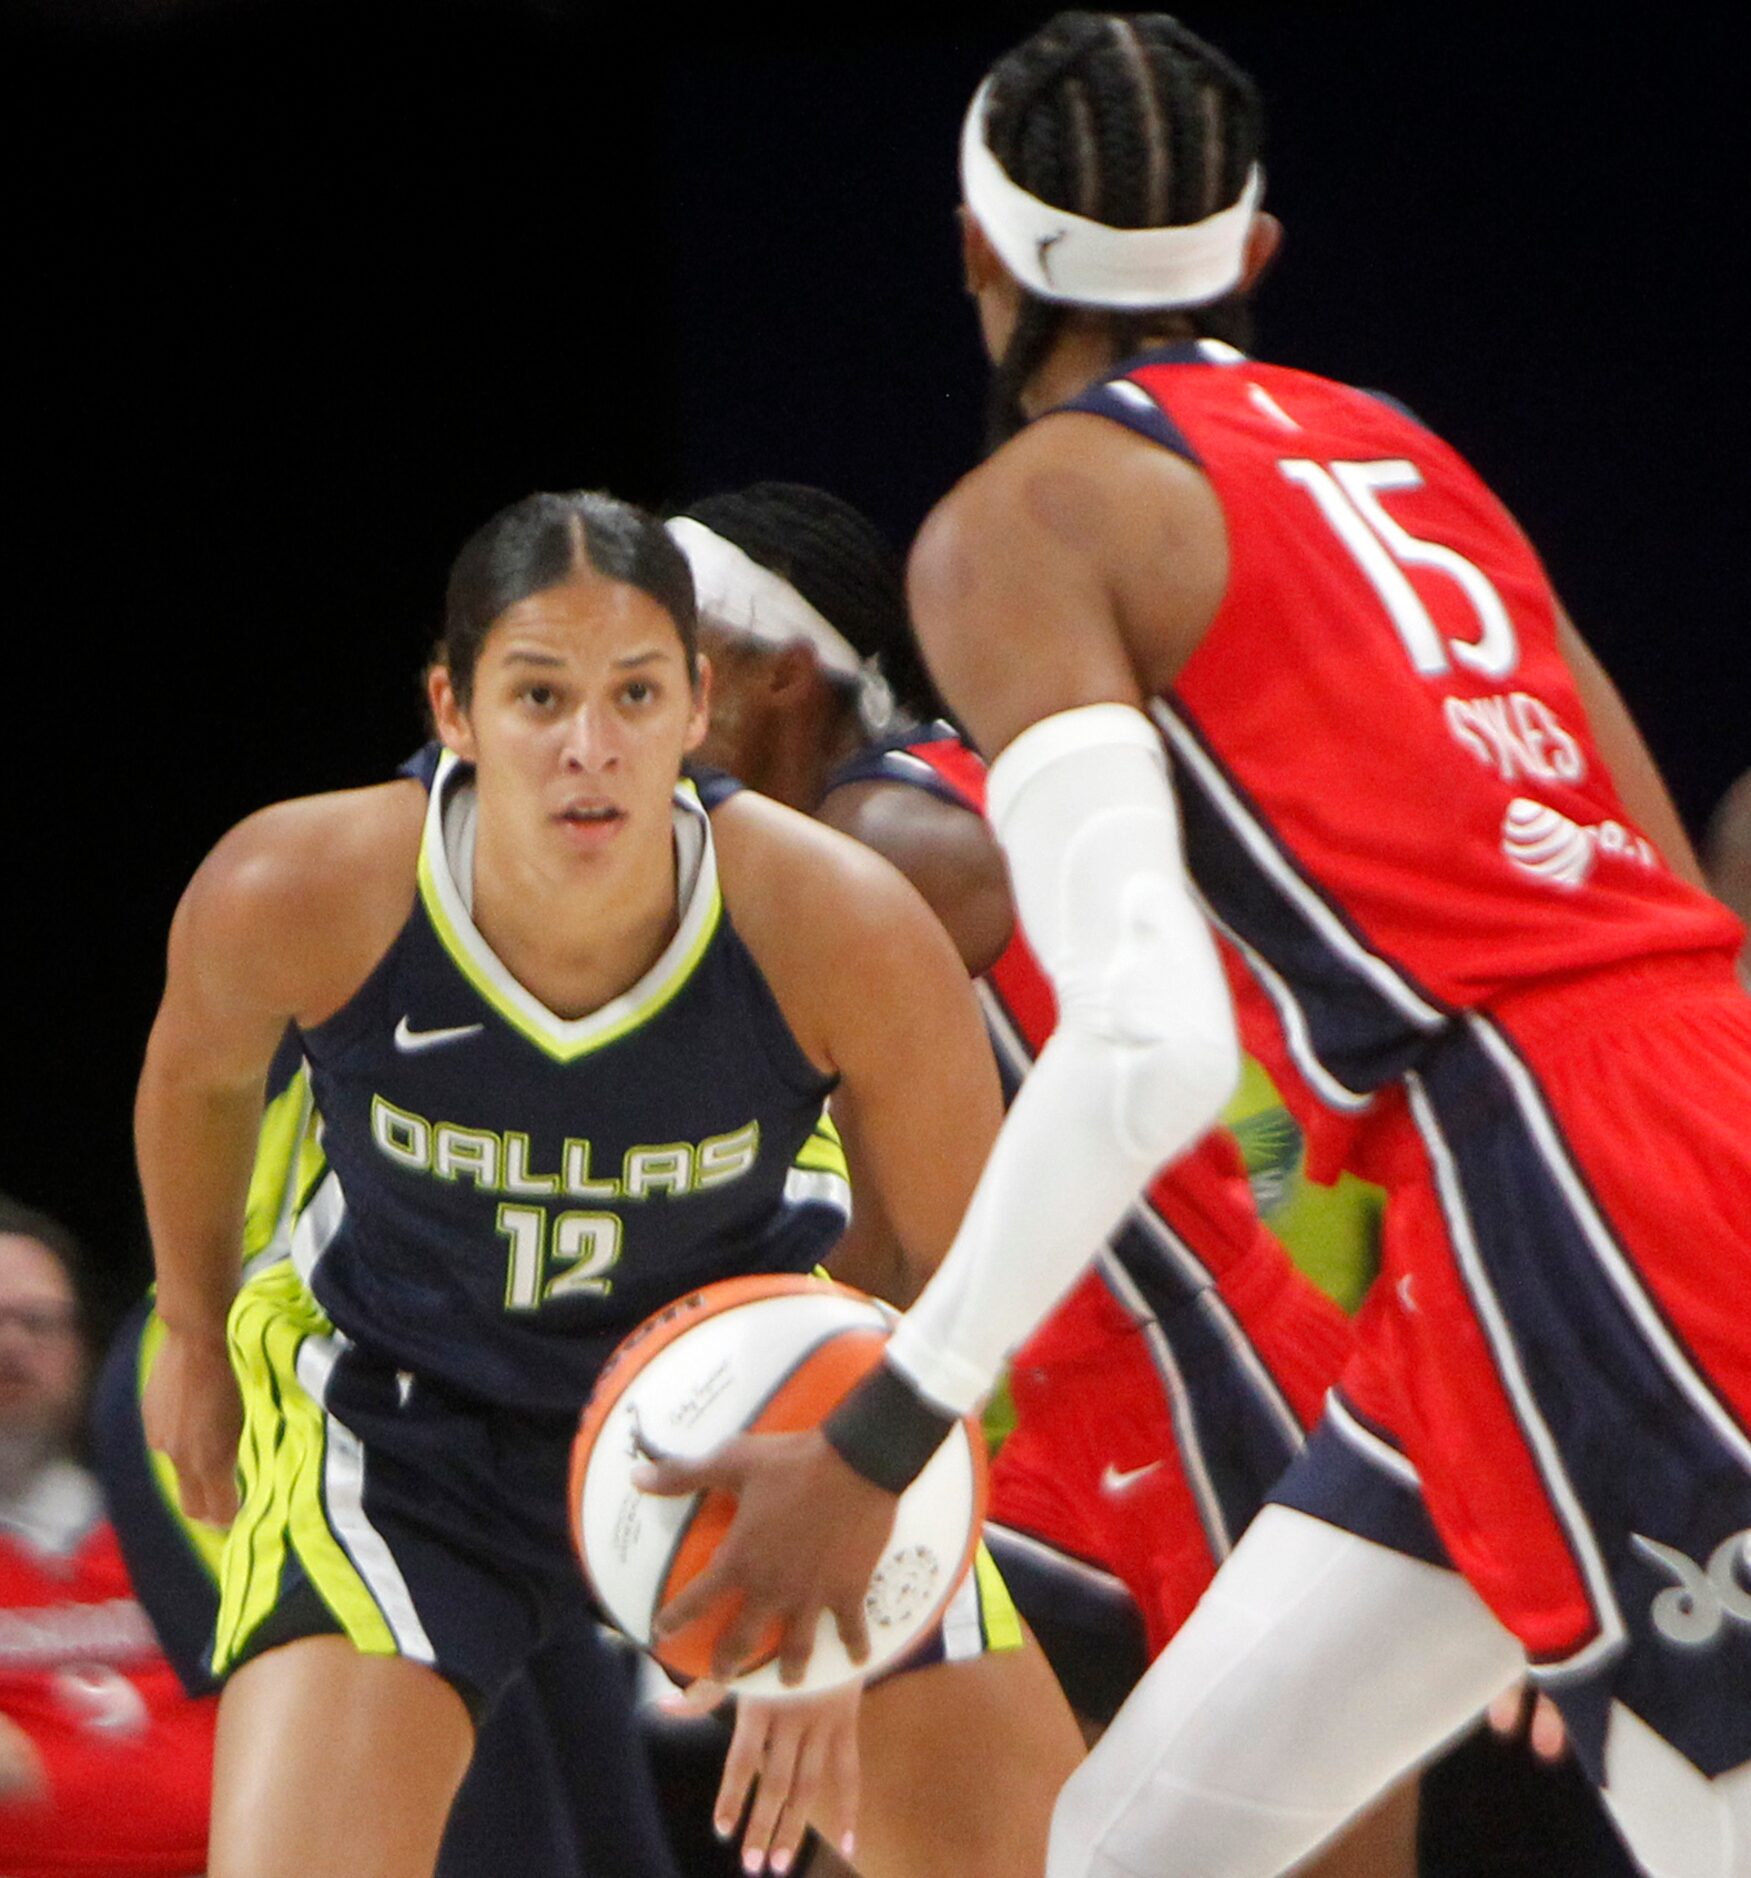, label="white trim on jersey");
[1404,1070,1627,1677]
[295,1333,437,1665]
[290,1169,346,1287]
[1095,1251,1234,1560]
[1325,1390,1424,1491]
[985,1520,1134,1602]
[783,1166,851,1219]
[1469,1014,1751,1476]
[1151,699,1449,1032]
[1199,900,1376,1116]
